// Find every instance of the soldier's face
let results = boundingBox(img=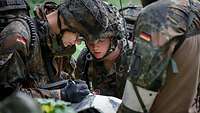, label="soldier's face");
[86,38,111,59]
